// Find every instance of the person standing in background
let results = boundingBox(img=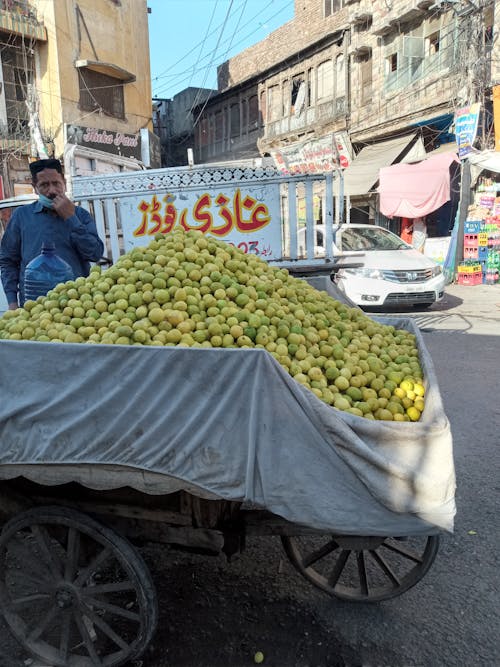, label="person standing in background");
[400,218,413,245]
[412,217,427,253]
[0,158,104,309]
